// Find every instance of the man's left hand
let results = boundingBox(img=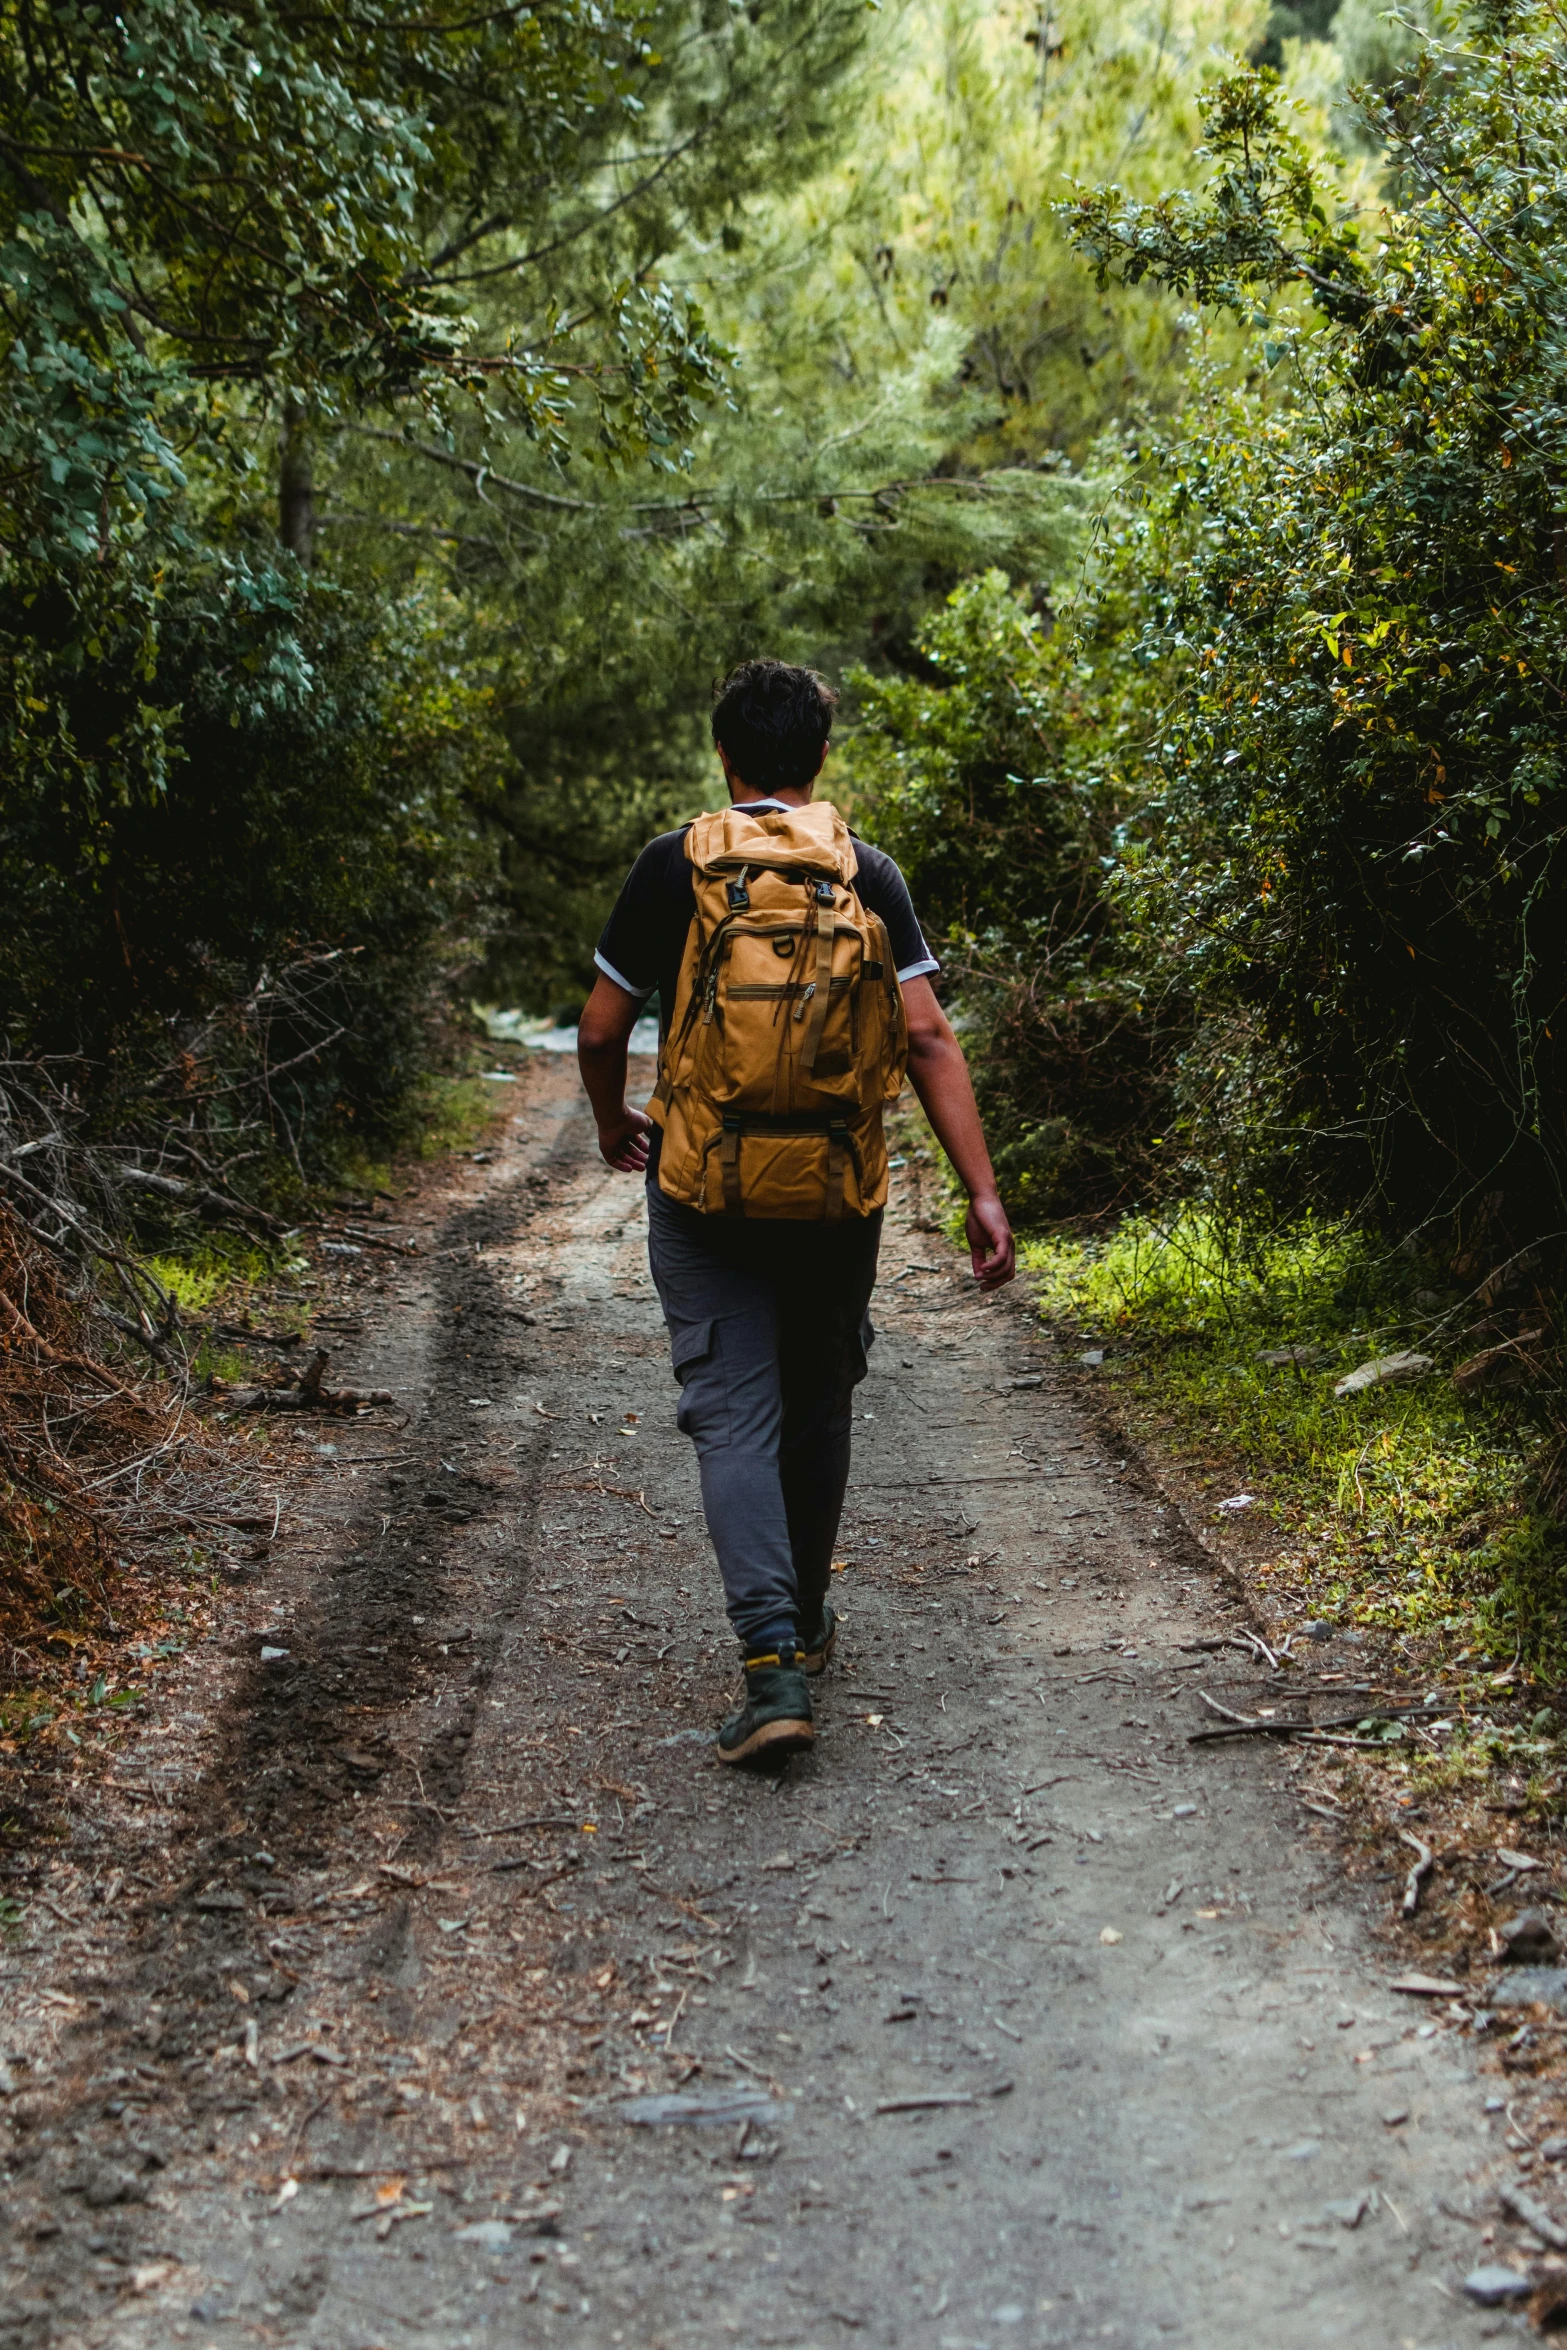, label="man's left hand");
[967,1193,1015,1289]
